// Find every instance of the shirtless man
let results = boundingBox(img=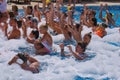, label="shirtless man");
[4,18,21,40]
[34,25,53,55]
[8,53,40,73]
